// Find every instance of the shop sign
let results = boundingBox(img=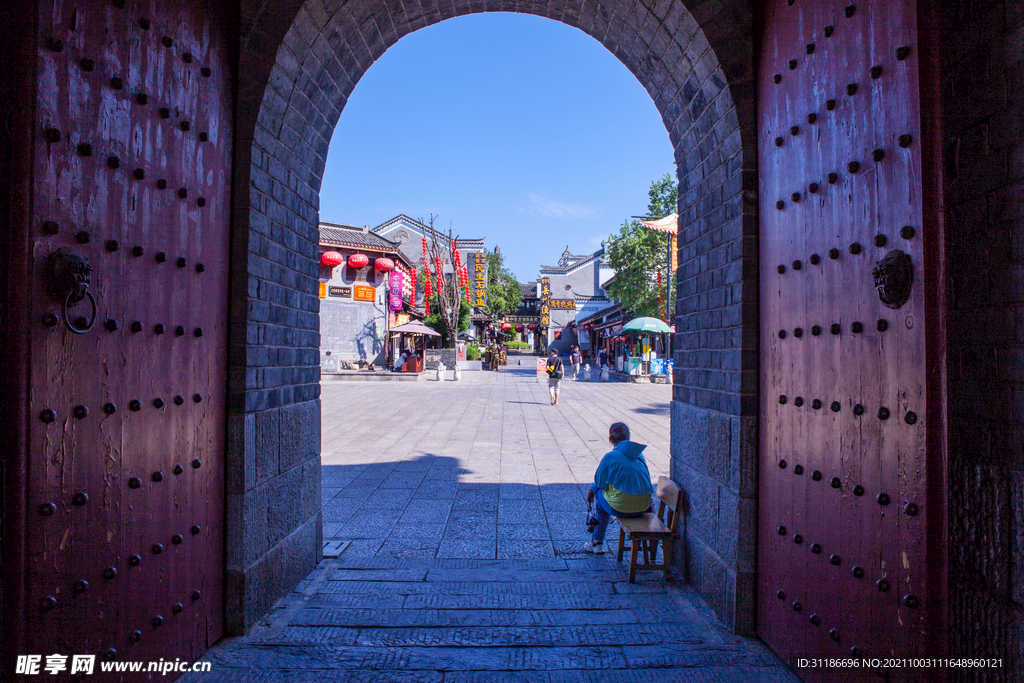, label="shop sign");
[318,282,327,299]
[549,299,575,310]
[395,313,410,326]
[328,286,351,298]
[389,272,403,311]
[354,285,376,302]
[540,277,551,326]
[473,252,487,308]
